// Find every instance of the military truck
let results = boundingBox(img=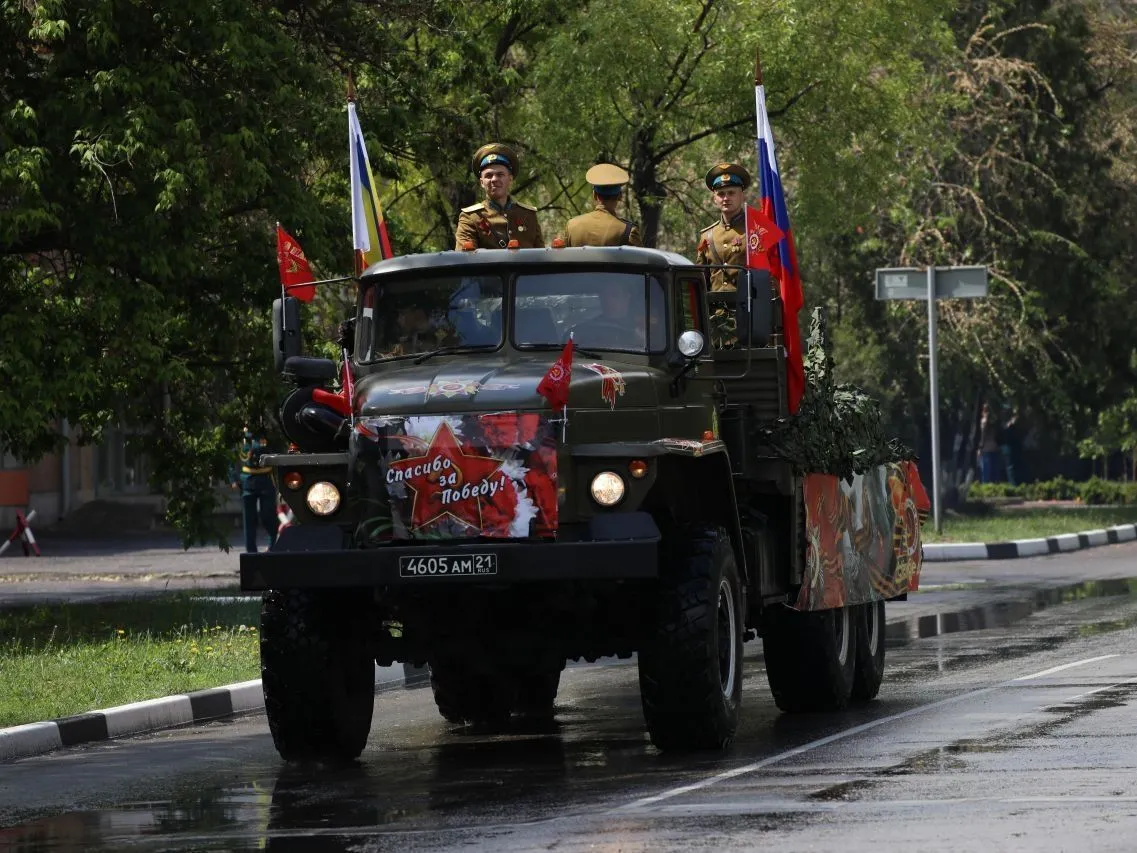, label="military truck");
[241,246,927,761]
